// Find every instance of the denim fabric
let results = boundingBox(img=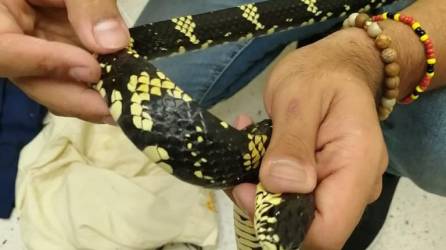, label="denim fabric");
[136,0,446,196]
[373,0,446,196]
[137,0,340,107]
[383,90,446,196]
[0,80,46,218]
